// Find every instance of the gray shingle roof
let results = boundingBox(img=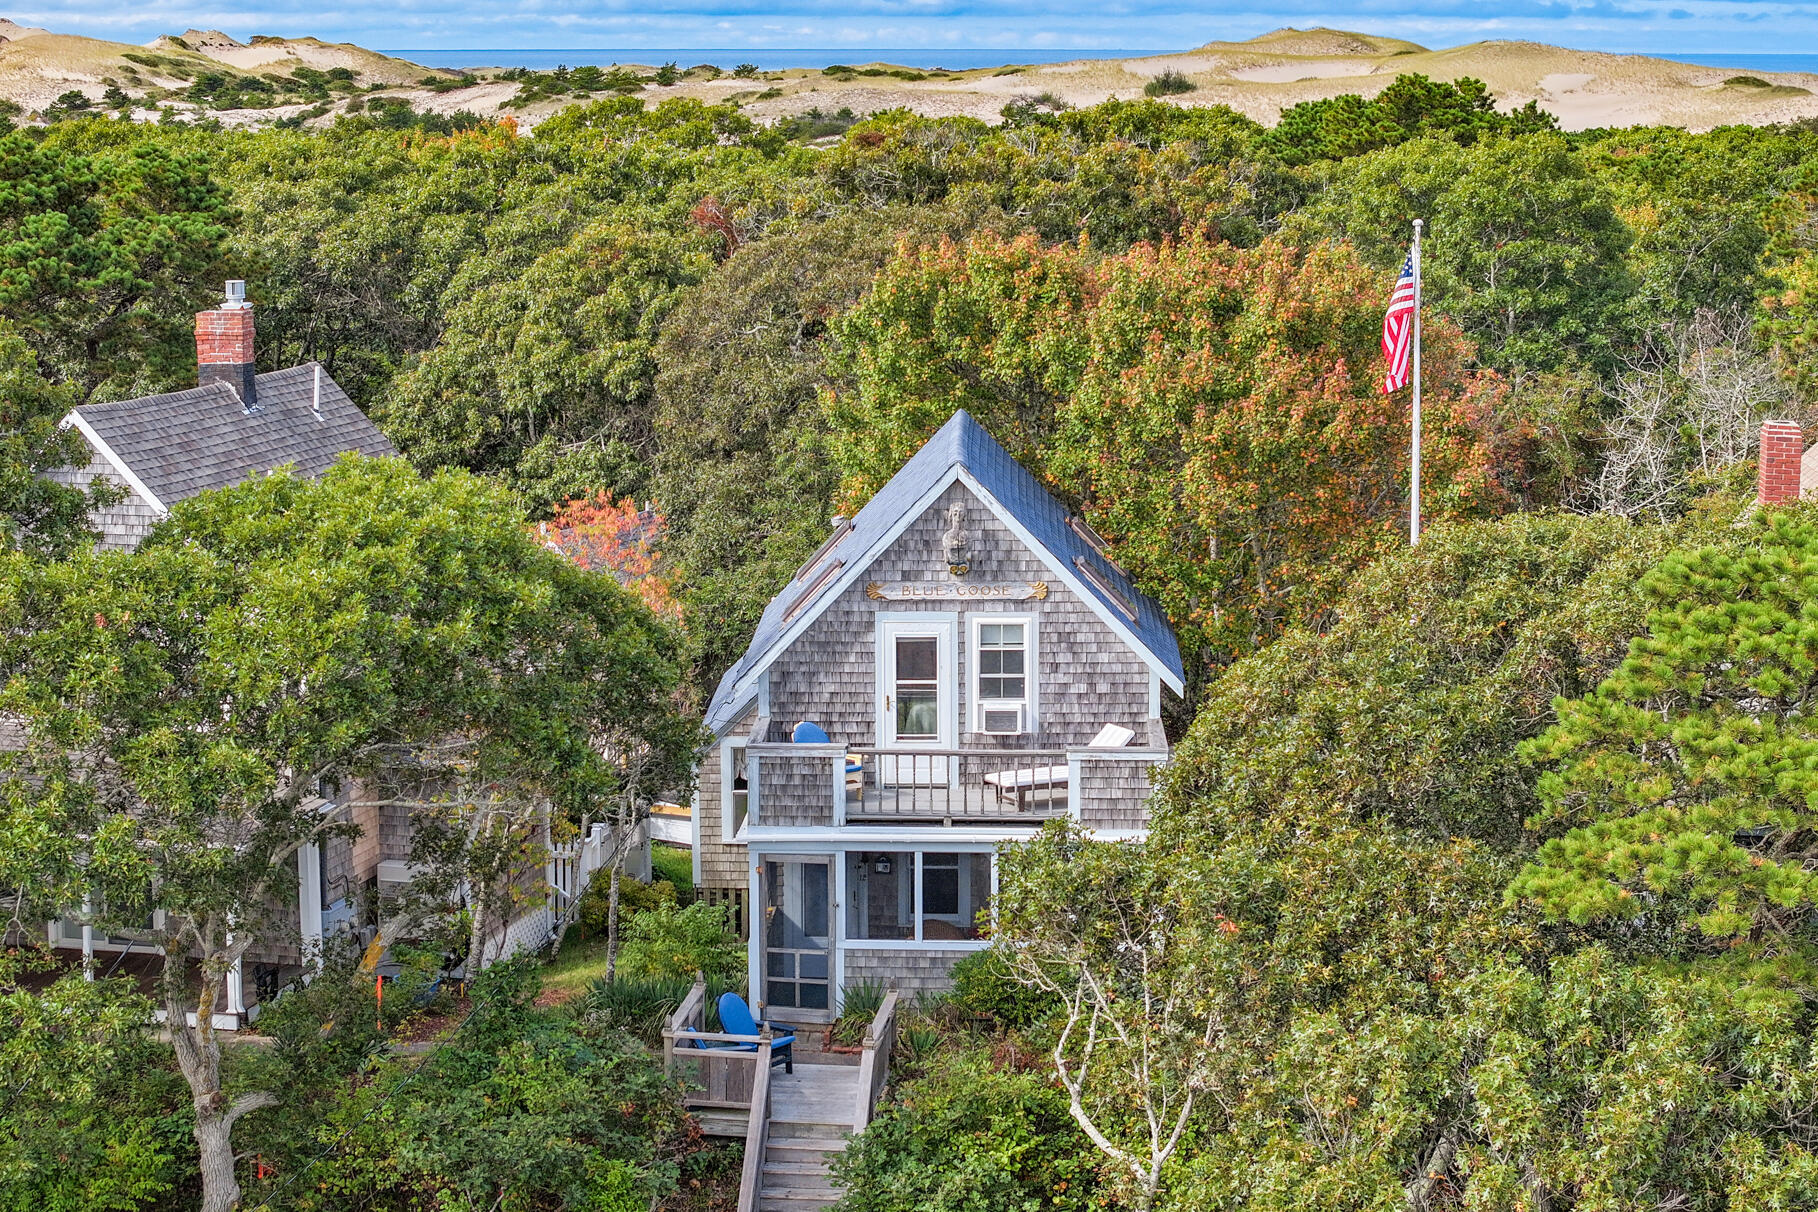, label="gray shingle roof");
[72,364,396,509]
[704,409,1185,735]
